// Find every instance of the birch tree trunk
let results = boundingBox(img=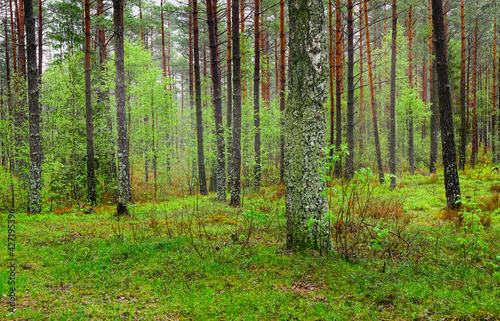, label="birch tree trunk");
[286,0,331,252]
